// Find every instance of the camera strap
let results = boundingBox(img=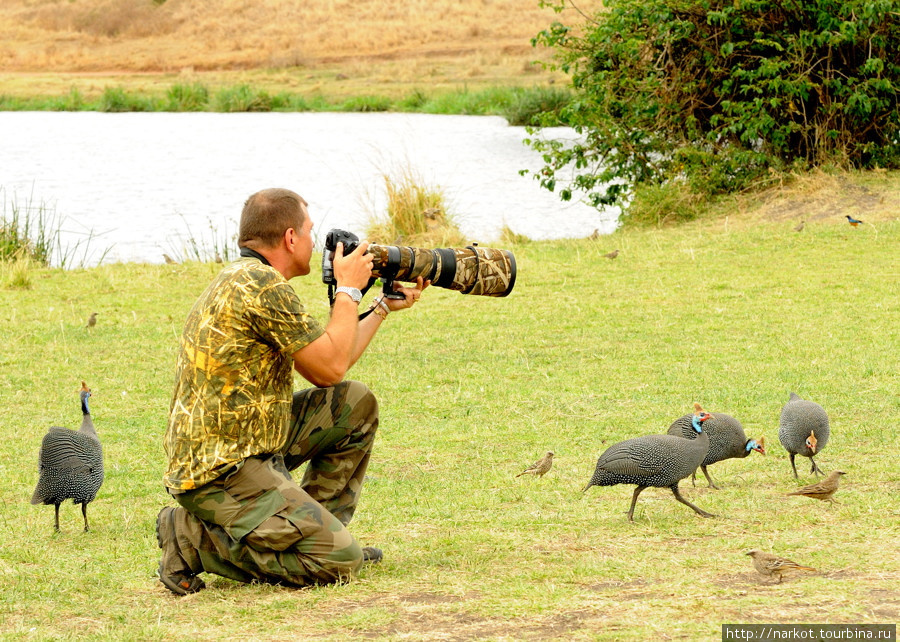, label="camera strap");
[239,247,272,266]
[328,277,378,320]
